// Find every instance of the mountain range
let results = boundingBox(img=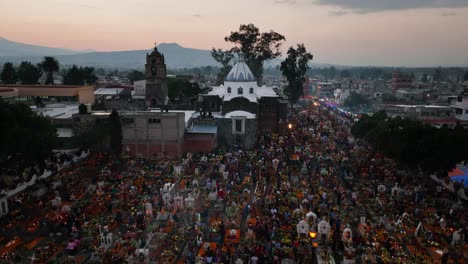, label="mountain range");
[0,37,340,69]
[0,37,224,69]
